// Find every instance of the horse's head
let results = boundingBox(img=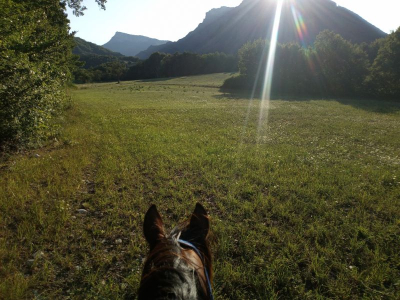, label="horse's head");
[138,203,213,300]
